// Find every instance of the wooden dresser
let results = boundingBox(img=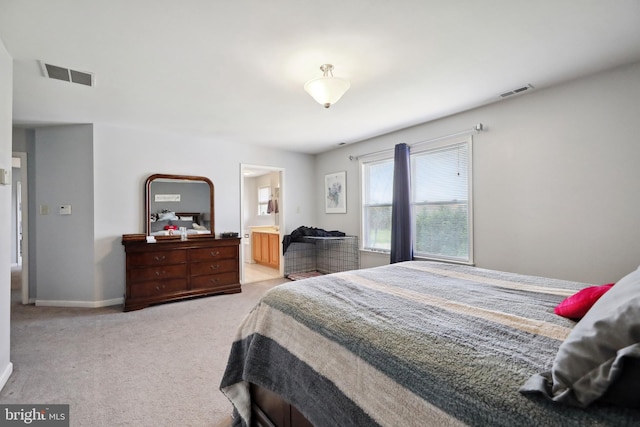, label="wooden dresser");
[122,235,241,311]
